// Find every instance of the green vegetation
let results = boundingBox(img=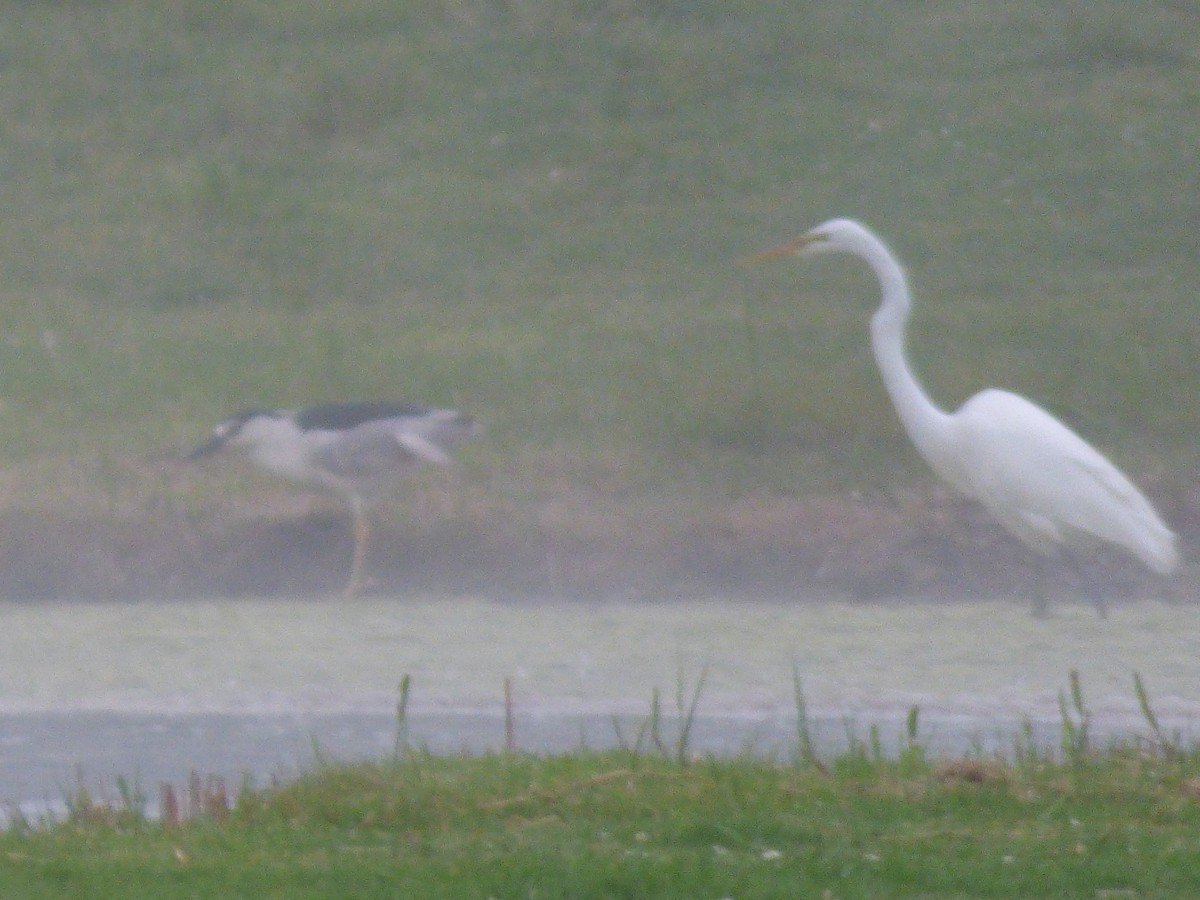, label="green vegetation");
[0,0,1195,530]
[5,673,1200,896]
